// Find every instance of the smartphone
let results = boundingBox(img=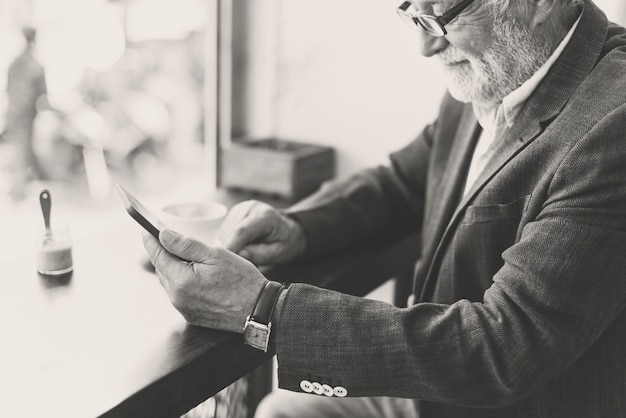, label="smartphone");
[115,184,165,239]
